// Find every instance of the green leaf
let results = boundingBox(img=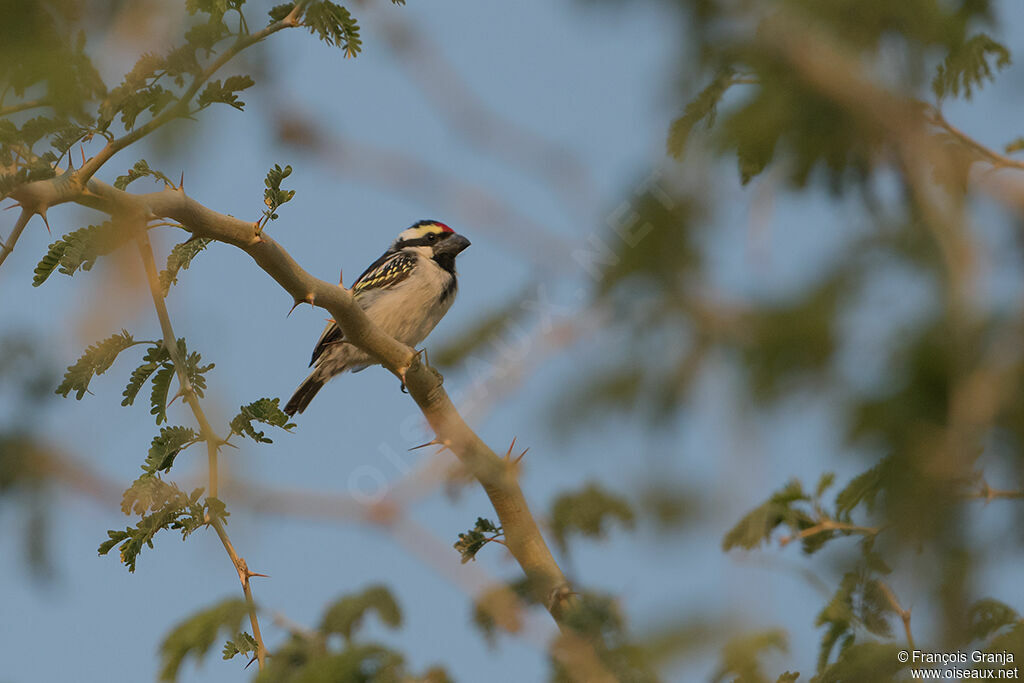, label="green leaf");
[261,163,296,224]
[159,238,211,295]
[454,516,503,563]
[1005,137,1024,154]
[33,221,130,286]
[268,4,294,22]
[303,2,362,57]
[229,397,296,443]
[56,330,137,399]
[197,75,255,111]
[122,344,170,406]
[320,585,402,641]
[222,631,259,661]
[932,34,1011,101]
[549,483,635,554]
[159,598,250,681]
[815,472,836,499]
[835,458,893,517]
[114,158,175,191]
[667,68,737,159]
[144,426,198,474]
[150,364,175,424]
